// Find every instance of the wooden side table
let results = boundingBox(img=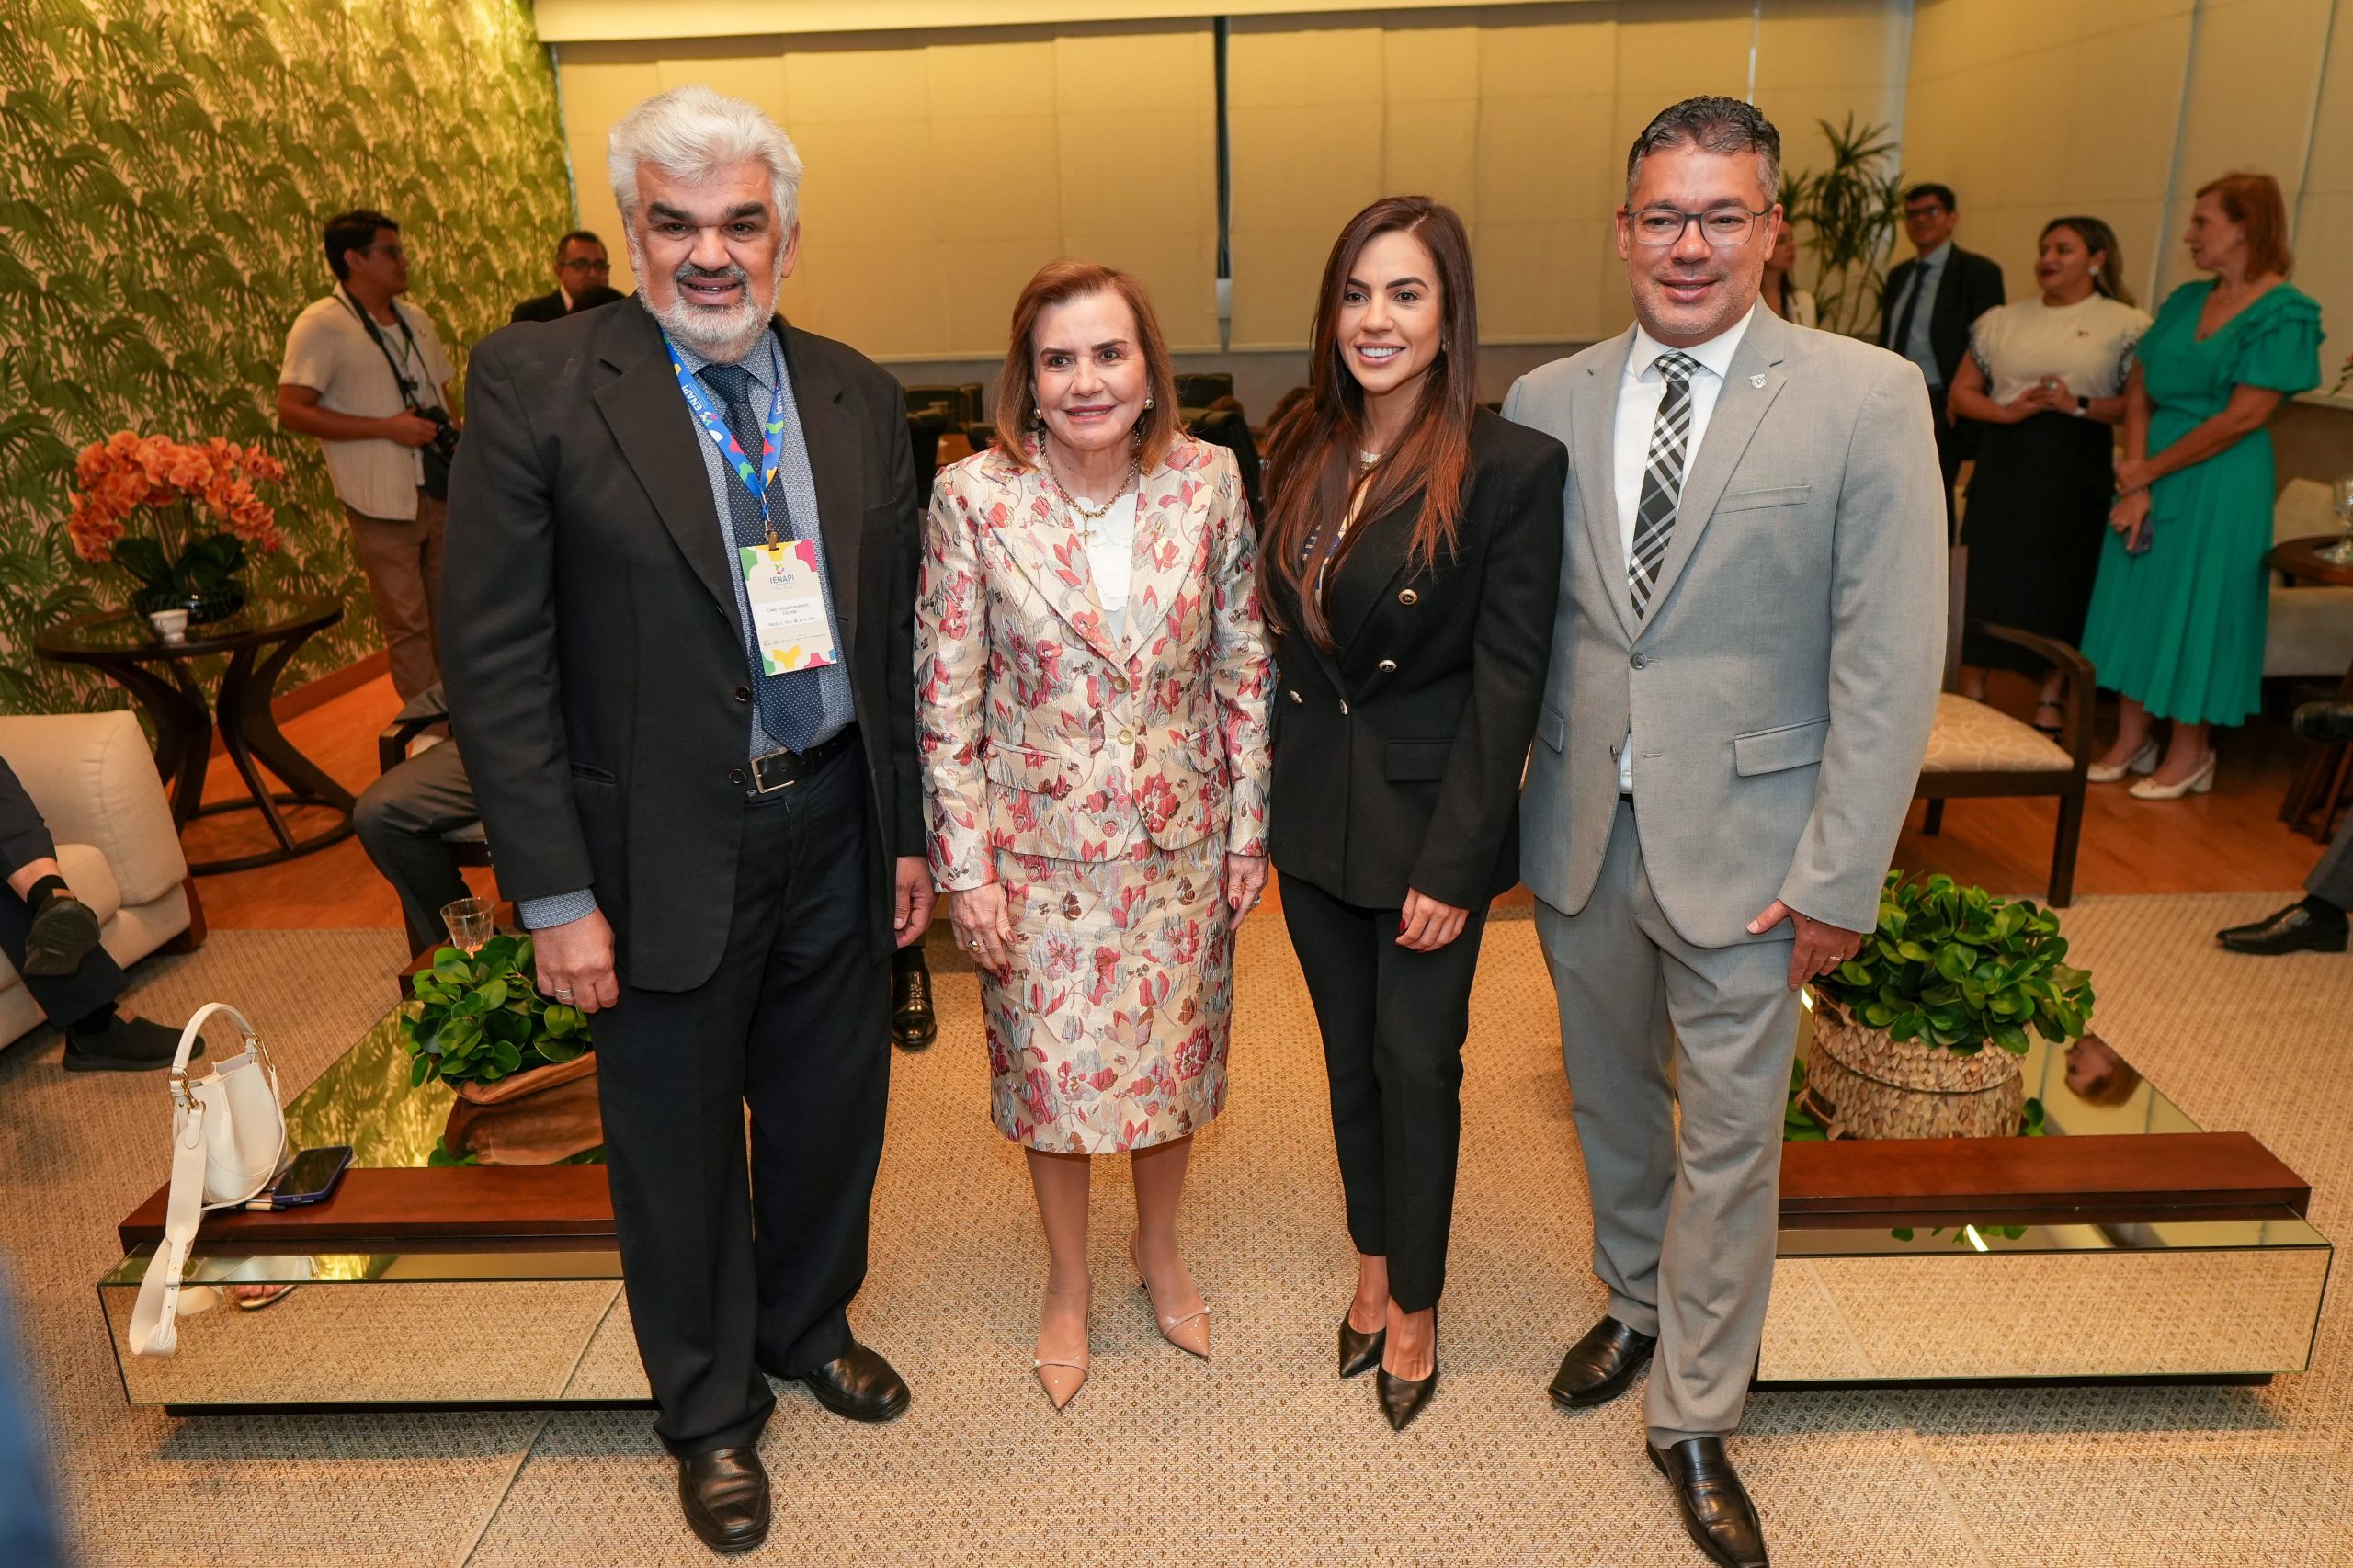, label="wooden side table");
[2265,535,2353,840]
[35,593,357,873]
